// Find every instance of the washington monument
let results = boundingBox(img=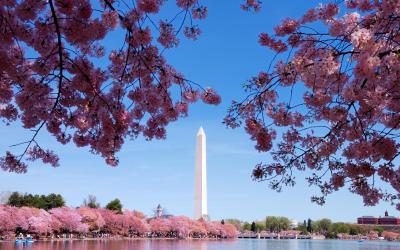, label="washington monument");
[194,127,208,220]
